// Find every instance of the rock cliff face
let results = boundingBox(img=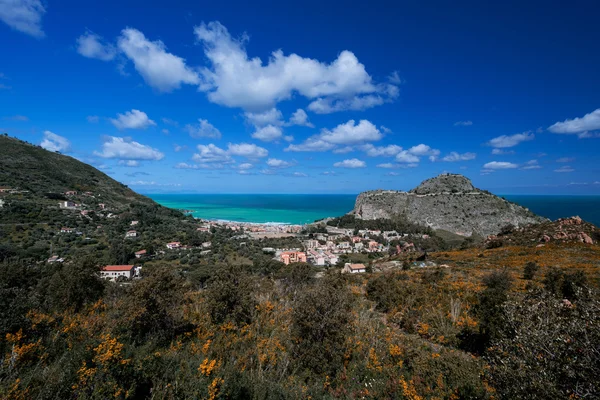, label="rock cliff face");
[352,174,547,237]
